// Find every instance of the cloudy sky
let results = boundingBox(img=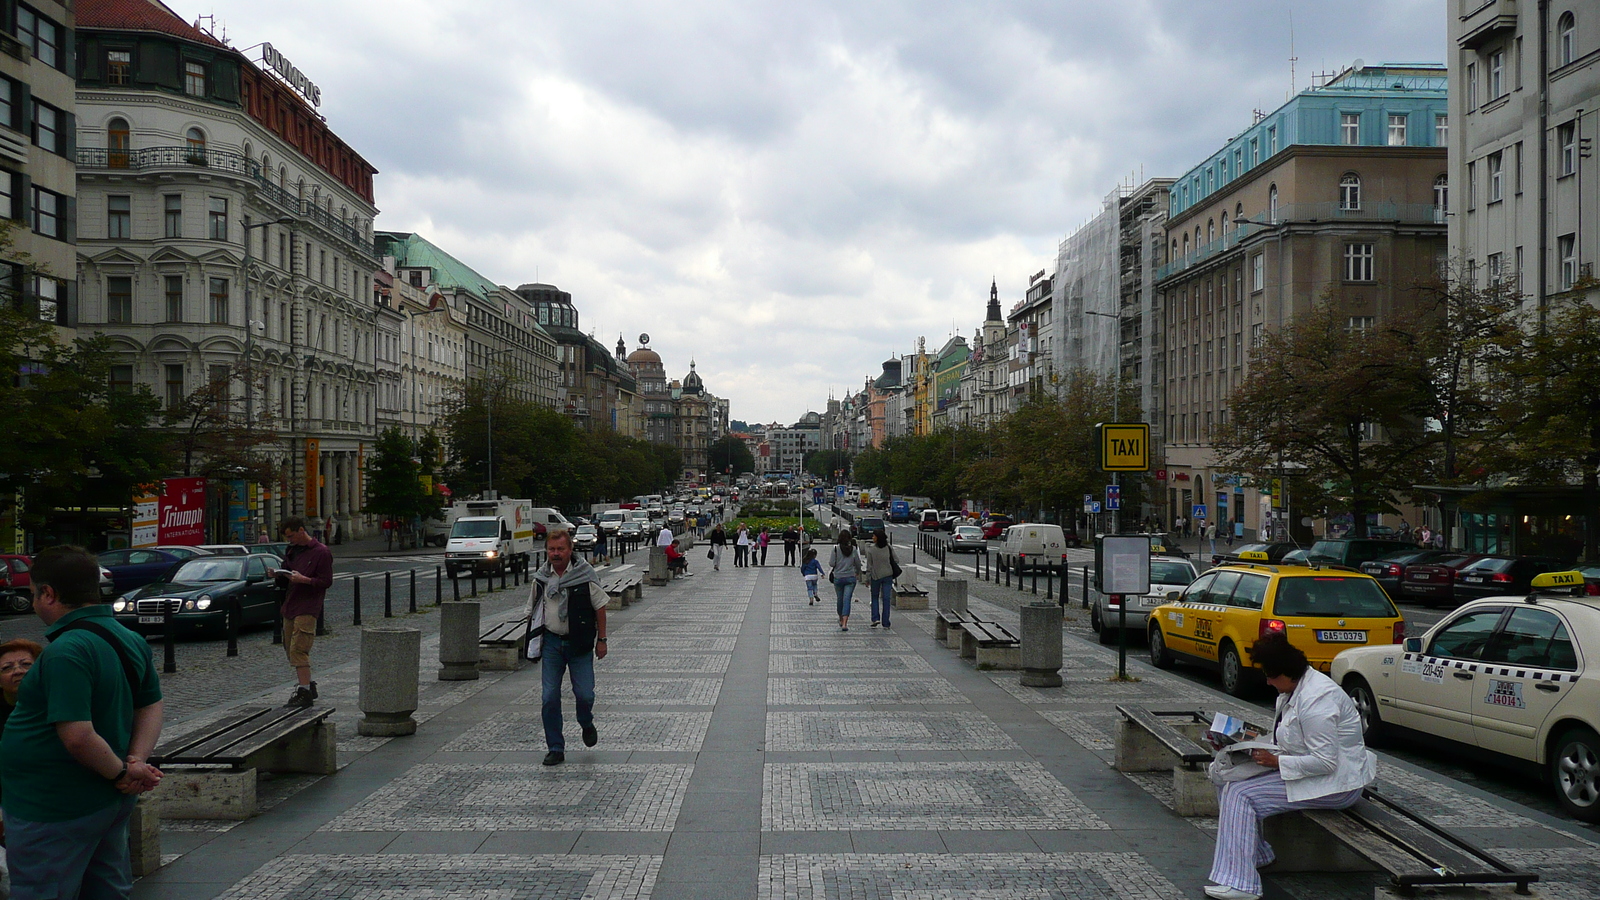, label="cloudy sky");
[199,0,1444,425]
